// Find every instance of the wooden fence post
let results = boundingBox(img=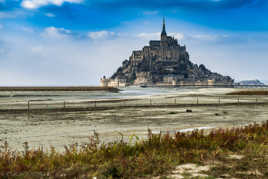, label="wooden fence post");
[63,101,66,109]
[27,100,30,120]
[150,97,152,106]
[94,101,96,108]
[174,98,176,104]
[197,96,199,105]
[237,97,240,104]
[218,96,221,104]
